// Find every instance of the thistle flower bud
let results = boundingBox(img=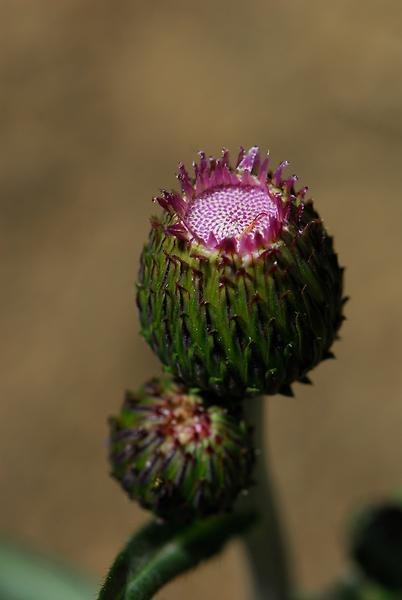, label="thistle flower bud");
[109,377,254,520]
[137,146,345,397]
[350,502,402,591]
